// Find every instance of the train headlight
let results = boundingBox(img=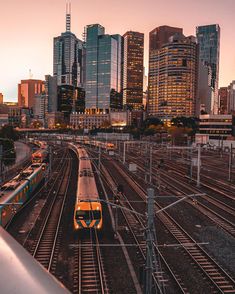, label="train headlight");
[96,206,100,210]
[78,206,81,210]
[97,224,101,229]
